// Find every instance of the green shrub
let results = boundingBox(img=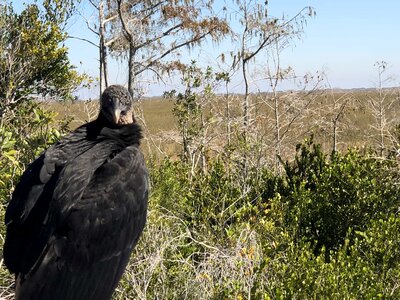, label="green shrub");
[263,214,400,299]
[280,138,399,255]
